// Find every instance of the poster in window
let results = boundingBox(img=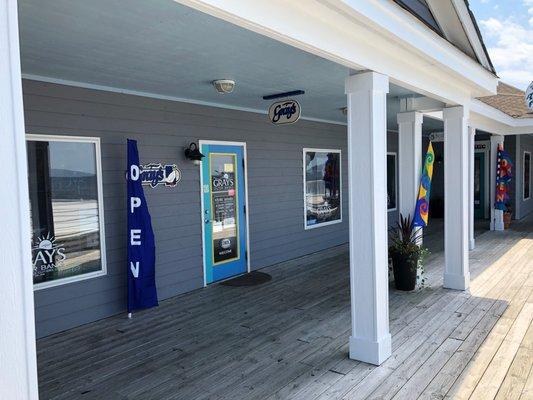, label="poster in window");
[210,155,239,264]
[27,138,105,287]
[524,152,531,200]
[387,154,397,211]
[304,150,341,228]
